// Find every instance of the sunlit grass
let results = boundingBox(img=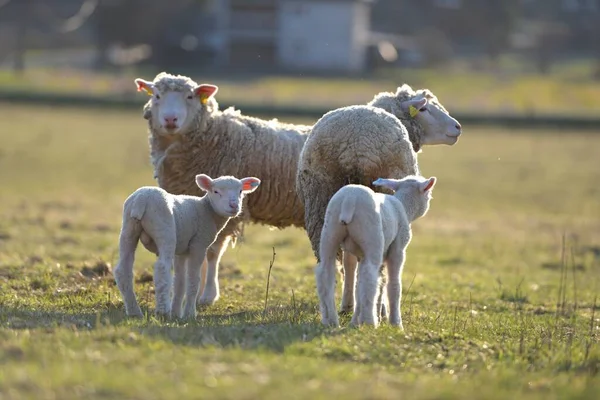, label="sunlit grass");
[0,103,598,399]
